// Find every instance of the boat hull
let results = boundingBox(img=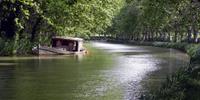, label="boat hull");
[33,46,85,55]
